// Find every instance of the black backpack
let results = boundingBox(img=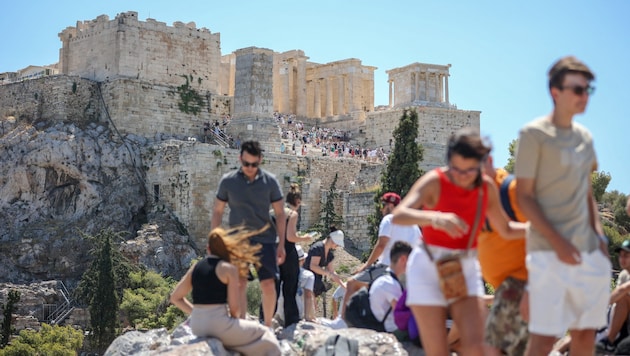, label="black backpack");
[313,334,359,356]
[345,271,402,332]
